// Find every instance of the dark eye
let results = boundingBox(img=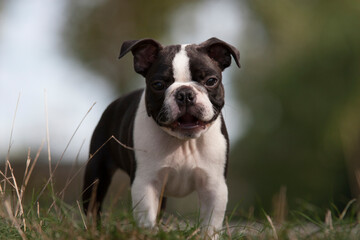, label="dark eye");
[152,81,165,91]
[205,78,218,87]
